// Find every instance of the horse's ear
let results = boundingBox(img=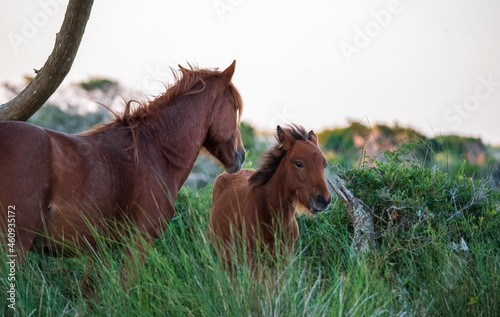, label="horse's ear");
[308,130,318,145]
[277,125,295,150]
[221,60,236,84]
[277,125,285,142]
